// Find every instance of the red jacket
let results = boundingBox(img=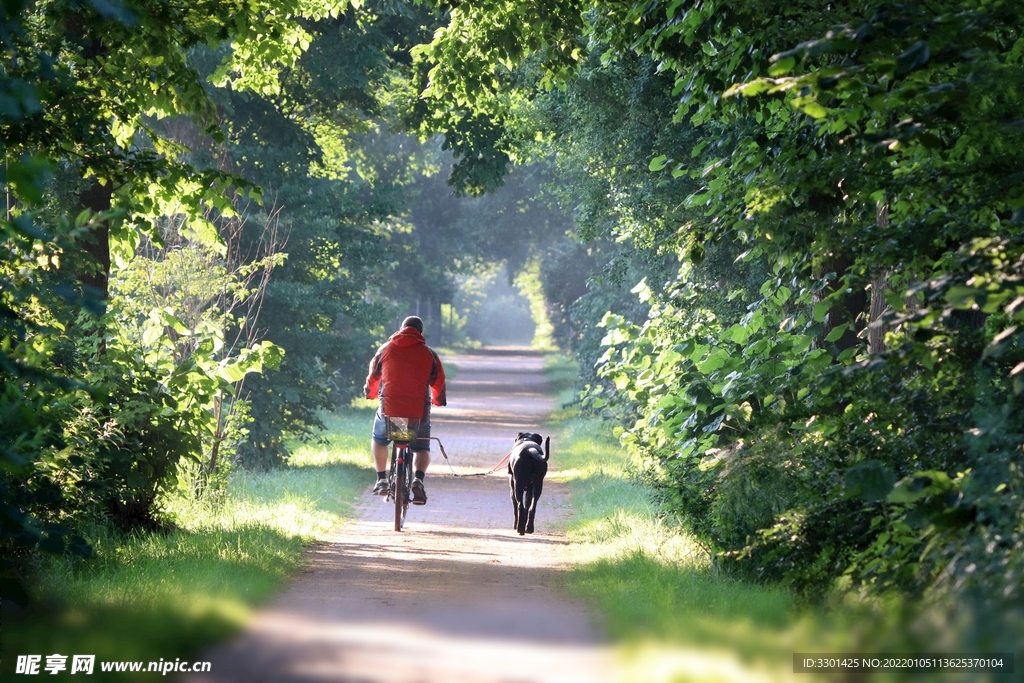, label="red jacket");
[364,327,447,419]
